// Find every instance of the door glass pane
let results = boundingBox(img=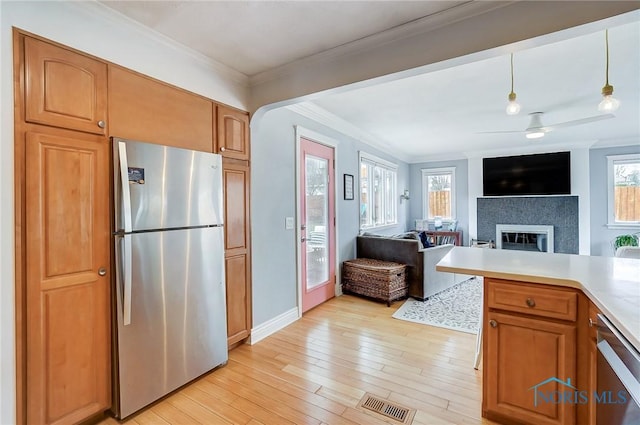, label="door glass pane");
[360,162,370,227]
[306,155,329,289]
